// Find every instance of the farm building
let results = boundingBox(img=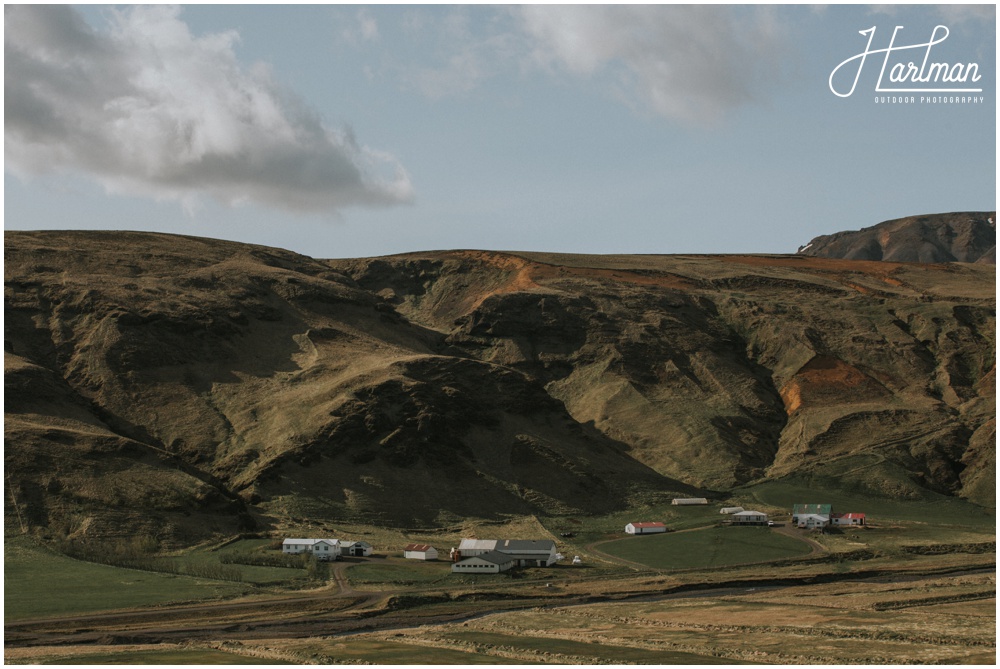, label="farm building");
[796,513,830,529]
[832,513,866,526]
[625,522,667,535]
[720,507,744,514]
[403,543,438,560]
[672,498,709,505]
[729,510,768,526]
[457,539,497,557]
[494,540,559,567]
[282,538,340,560]
[451,550,515,574]
[792,504,832,524]
[455,539,559,567]
[340,541,372,557]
